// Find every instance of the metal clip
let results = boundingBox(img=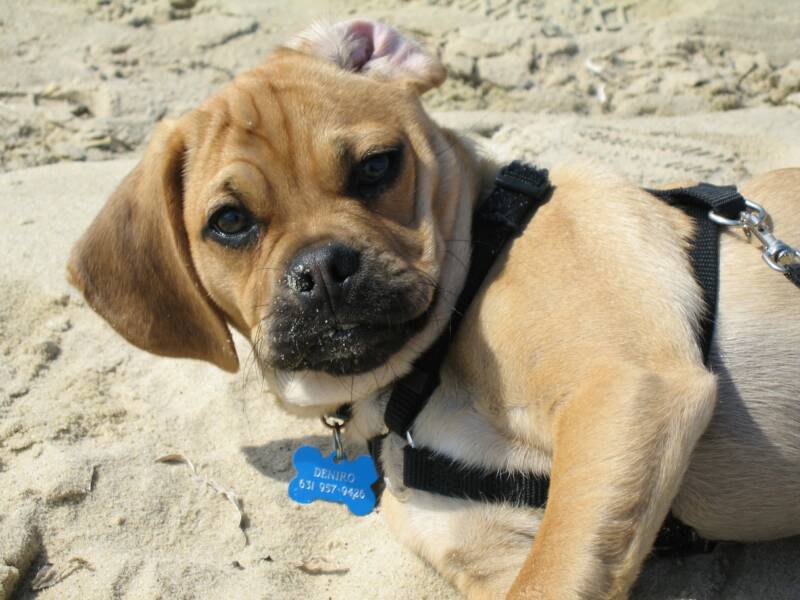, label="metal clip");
[708,198,765,227]
[709,198,800,274]
[321,415,347,462]
[405,430,416,449]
